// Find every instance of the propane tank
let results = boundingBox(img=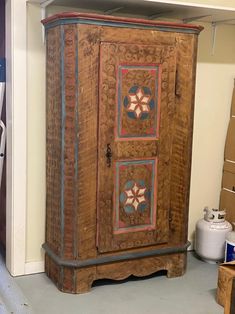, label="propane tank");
[195,207,232,264]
